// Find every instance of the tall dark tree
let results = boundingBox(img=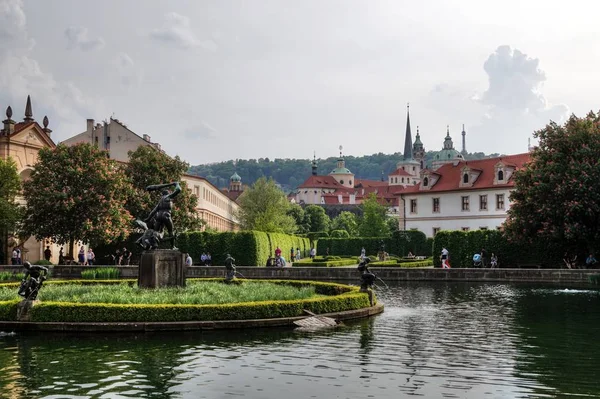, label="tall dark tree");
[0,158,22,264]
[124,146,202,231]
[505,112,600,259]
[22,144,132,256]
